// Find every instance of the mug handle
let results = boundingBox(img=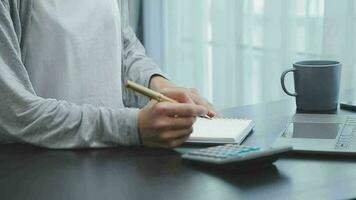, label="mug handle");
[281,69,298,97]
